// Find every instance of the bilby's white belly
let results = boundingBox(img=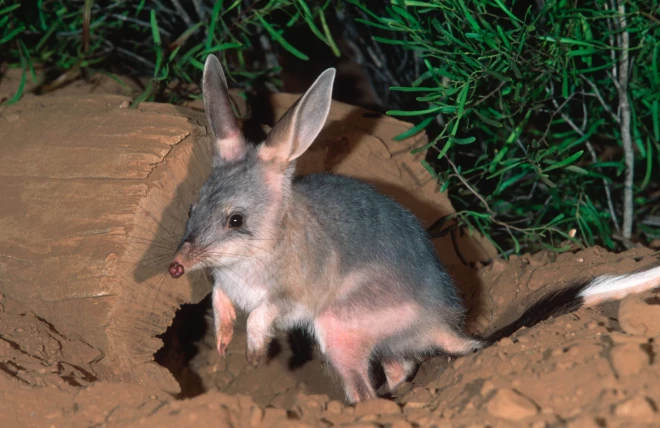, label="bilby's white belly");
[211,260,269,312]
